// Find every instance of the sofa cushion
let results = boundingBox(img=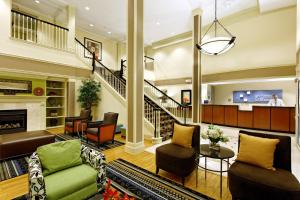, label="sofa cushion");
[44,164,98,200]
[236,133,279,170]
[172,123,194,148]
[229,161,300,192]
[37,140,82,176]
